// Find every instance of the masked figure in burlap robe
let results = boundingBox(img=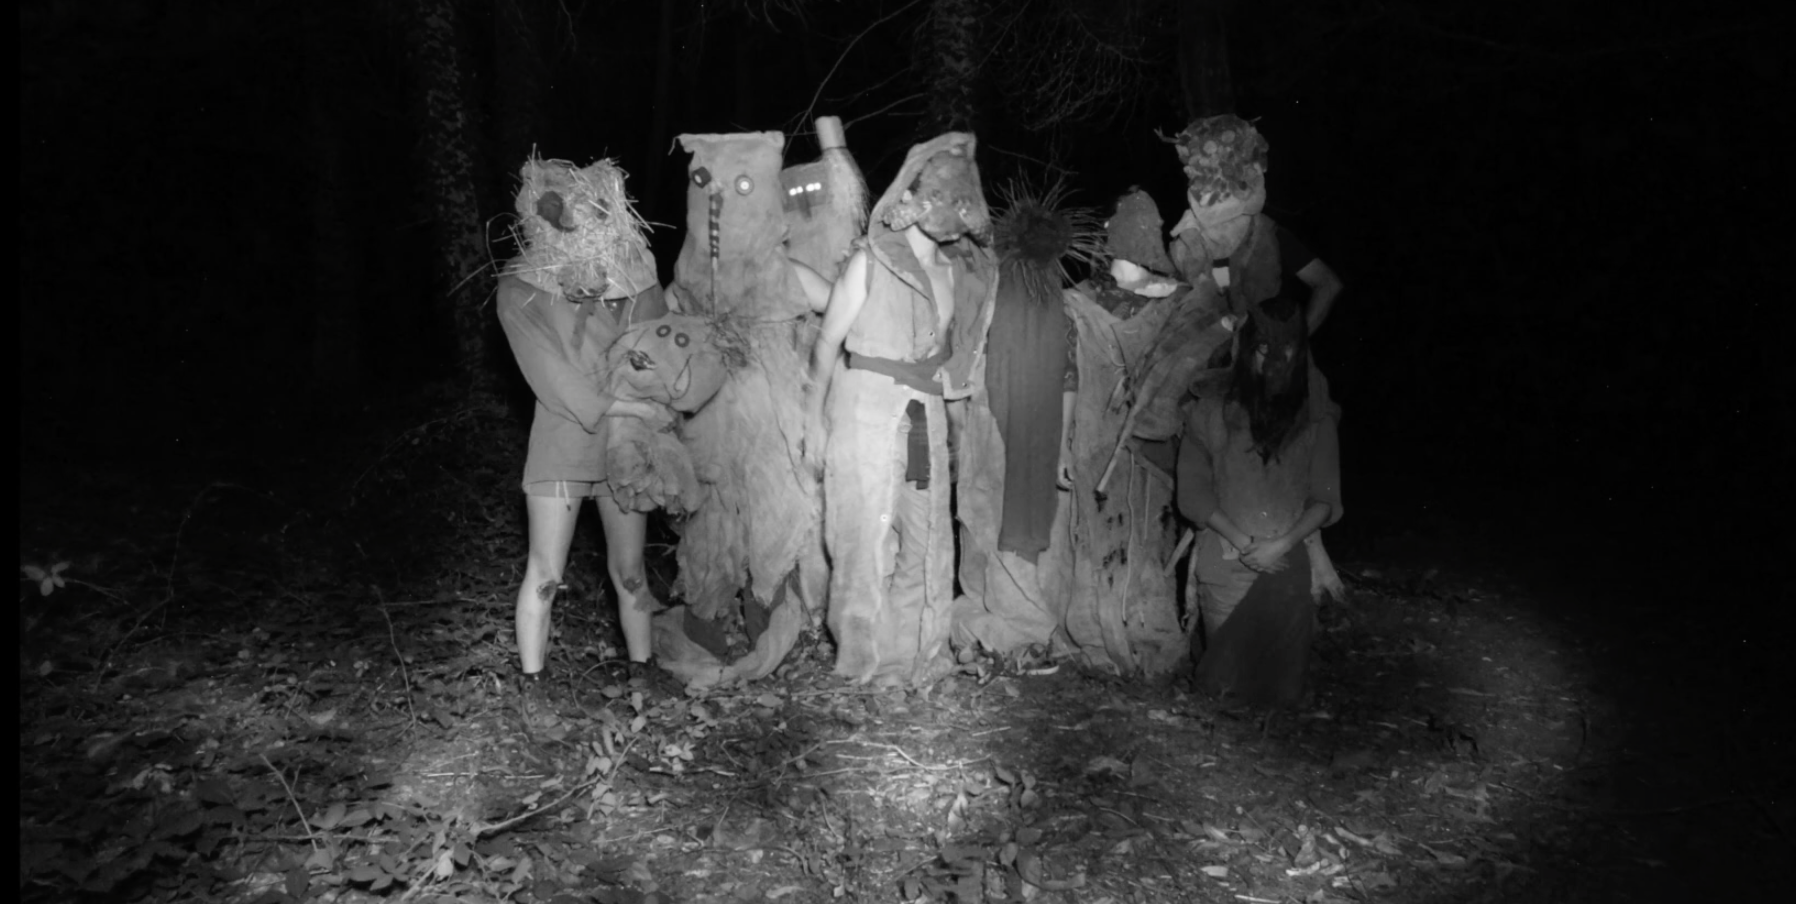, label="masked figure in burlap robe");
[1038,191,1232,676]
[651,130,853,688]
[1179,298,1342,707]
[809,134,997,687]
